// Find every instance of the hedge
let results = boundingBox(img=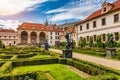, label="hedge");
[0,62,4,67]
[0,71,52,80]
[72,58,120,75]
[17,53,37,58]
[12,58,59,67]
[87,74,120,80]
[0,55,13,59]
